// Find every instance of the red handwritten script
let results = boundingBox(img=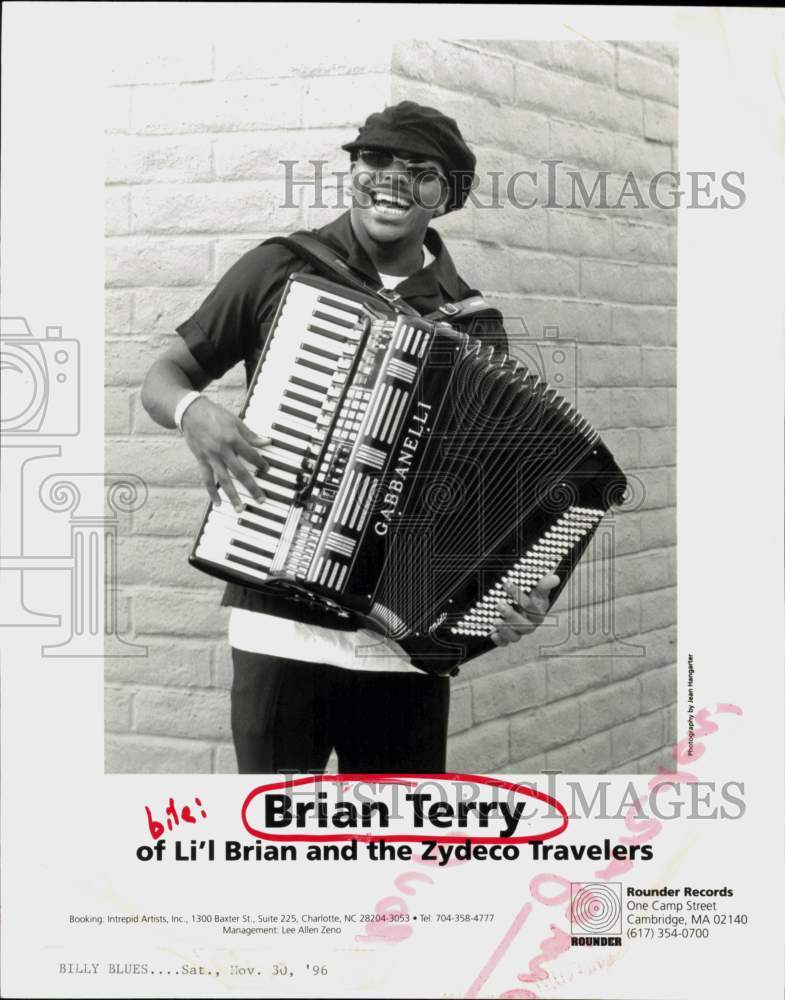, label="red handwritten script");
[145,797,207,841]
[241,773,568,844]
[355,841,473,944]
[466,701,742,998]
